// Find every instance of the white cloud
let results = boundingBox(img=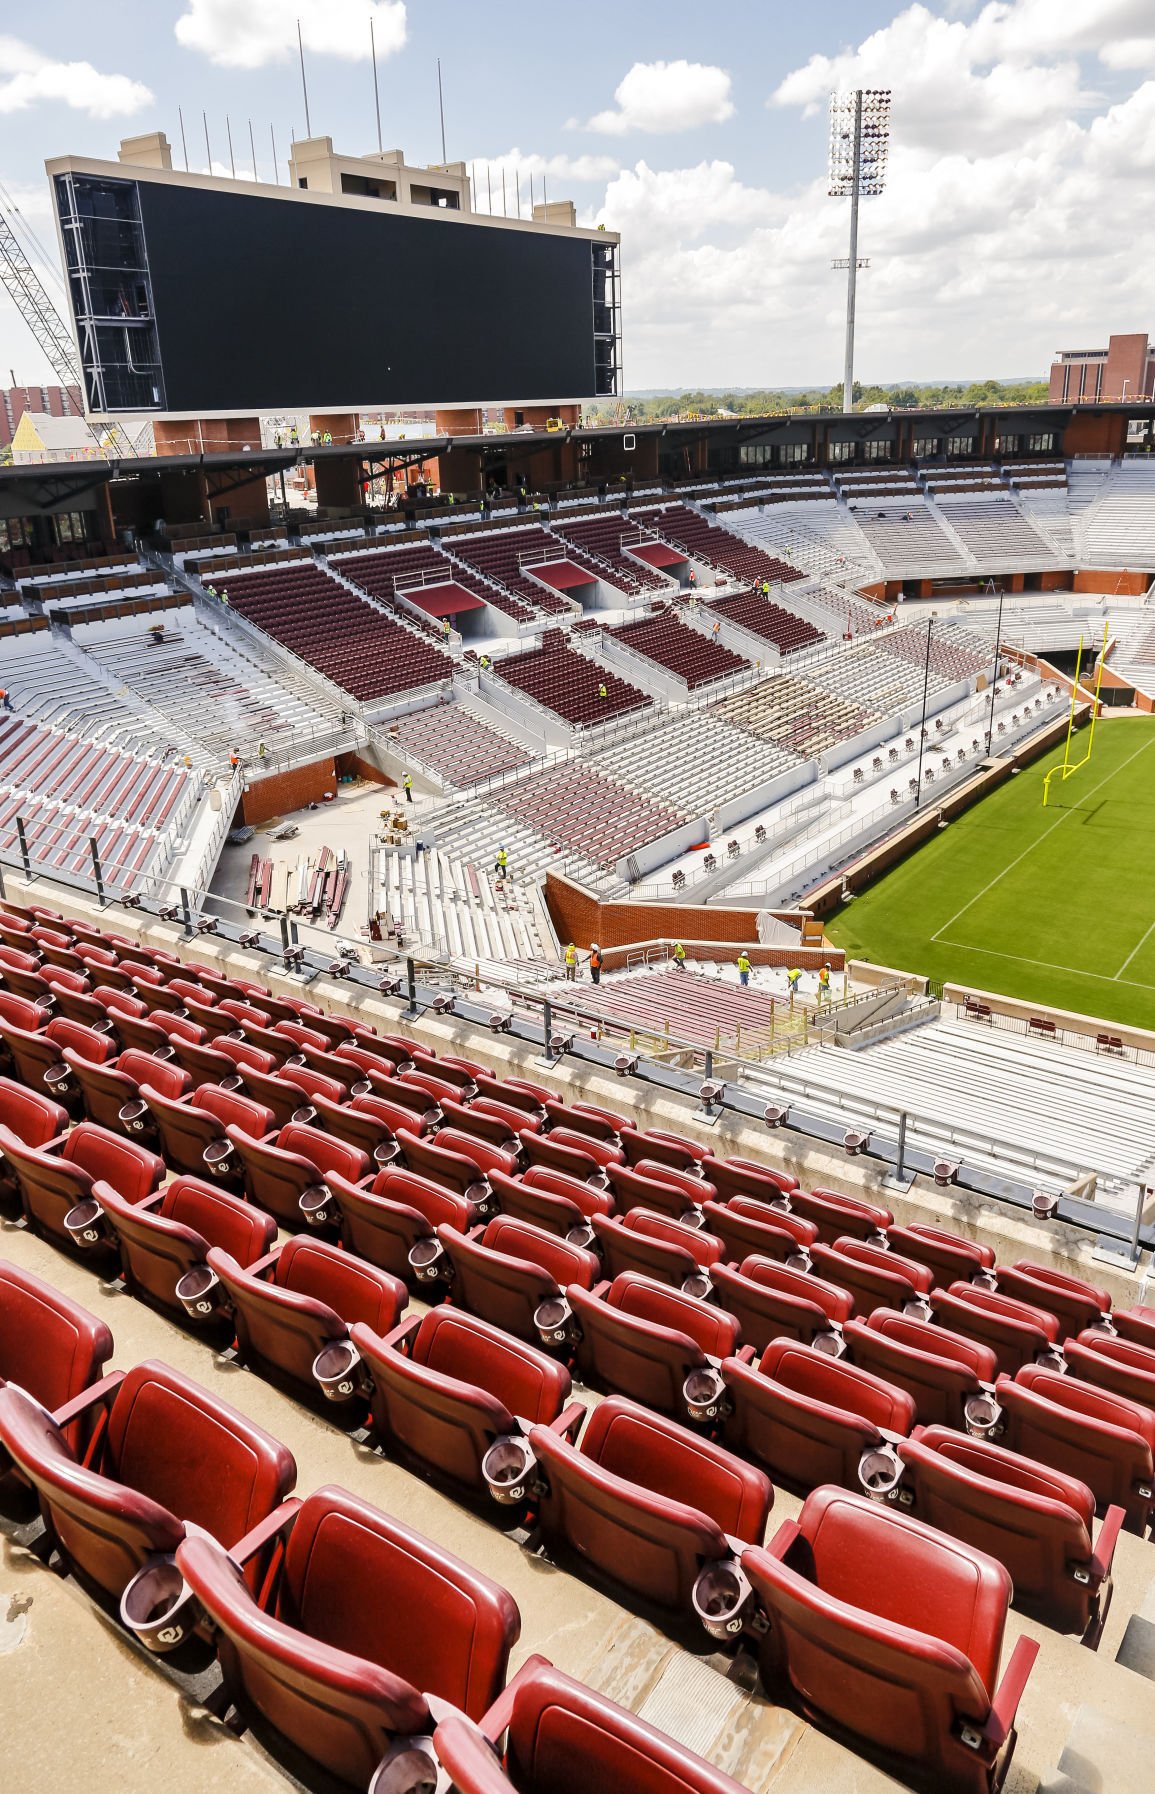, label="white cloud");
[175,0,407,70]
[472,148,621,187]
[574,60,733,136]
[0,36,152,118]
